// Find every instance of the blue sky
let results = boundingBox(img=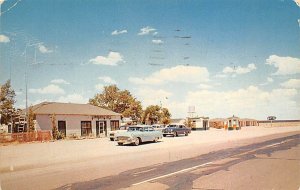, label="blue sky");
[0,0,300,119]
